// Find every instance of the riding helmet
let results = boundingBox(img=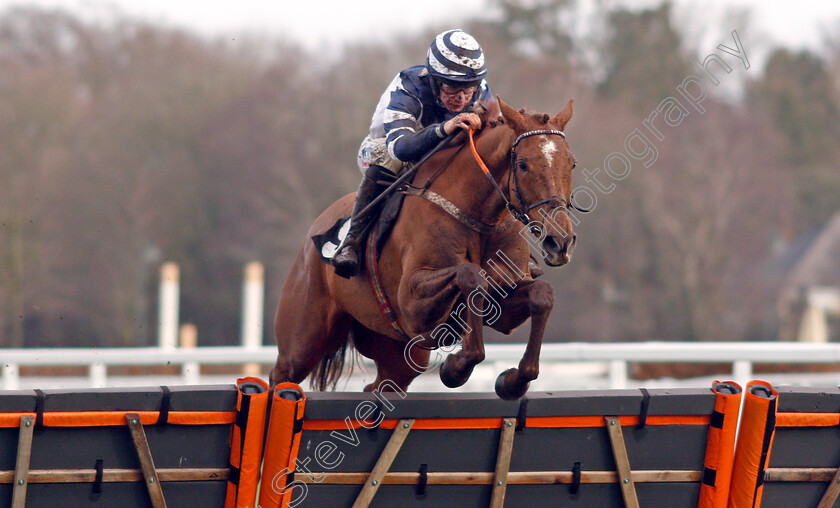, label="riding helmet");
[426,29,487,87]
